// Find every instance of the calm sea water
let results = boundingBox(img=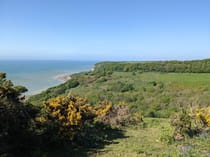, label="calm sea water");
[0,60,96,95]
